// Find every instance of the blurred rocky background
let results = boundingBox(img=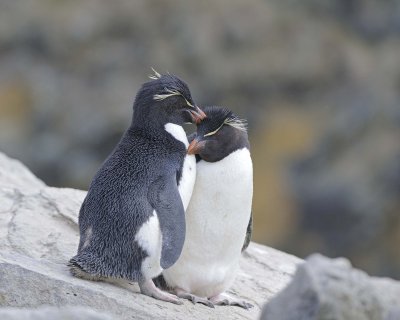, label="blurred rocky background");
[0,0,399,279]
